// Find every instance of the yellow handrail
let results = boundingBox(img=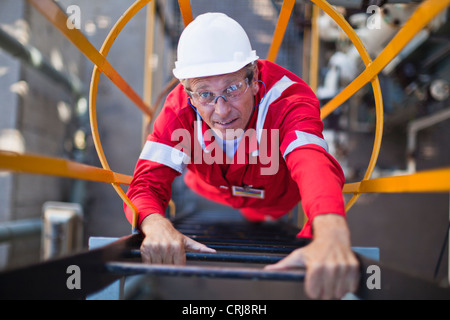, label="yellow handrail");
[267,0,296,62]
[309,4,320,93]
[343,167,450,194]
[0,151,132,185]
[178,0,194,26]
[2,152,447,194]
[309,0,384,211]
[142,0,156,145]
[89,0,155,231]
